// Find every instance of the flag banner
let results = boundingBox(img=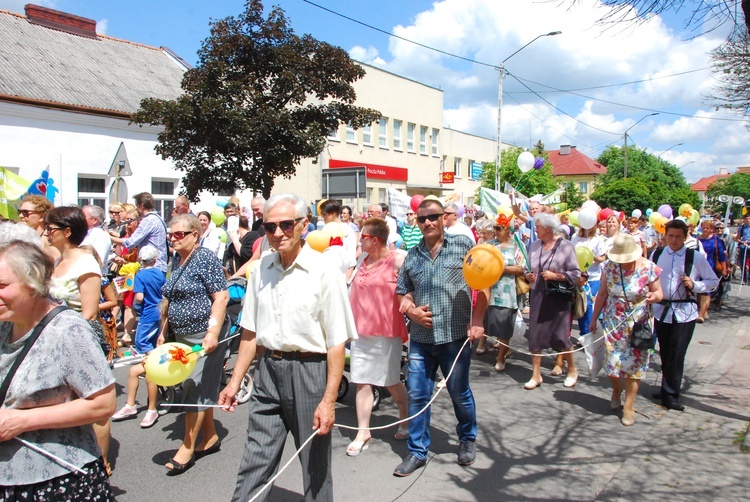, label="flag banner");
[0,167,31,219]
[387,188,412,222]
[479,187,512,215]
